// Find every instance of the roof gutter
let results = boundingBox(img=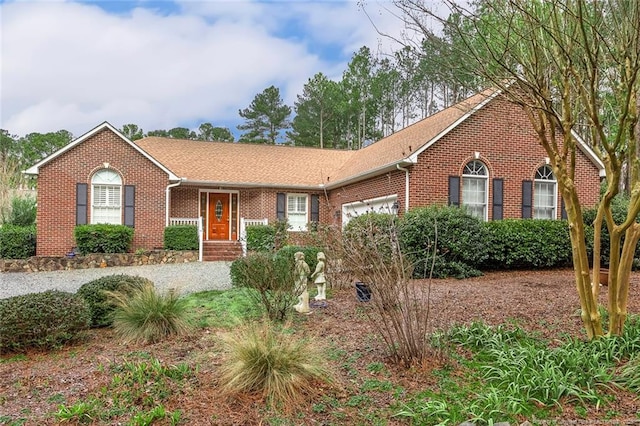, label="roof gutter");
[178,179,326,191]
[325,159,415,190]
[165,179,183,226]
